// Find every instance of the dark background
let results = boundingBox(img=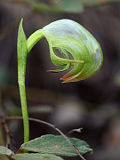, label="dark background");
[0,0,120,159]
